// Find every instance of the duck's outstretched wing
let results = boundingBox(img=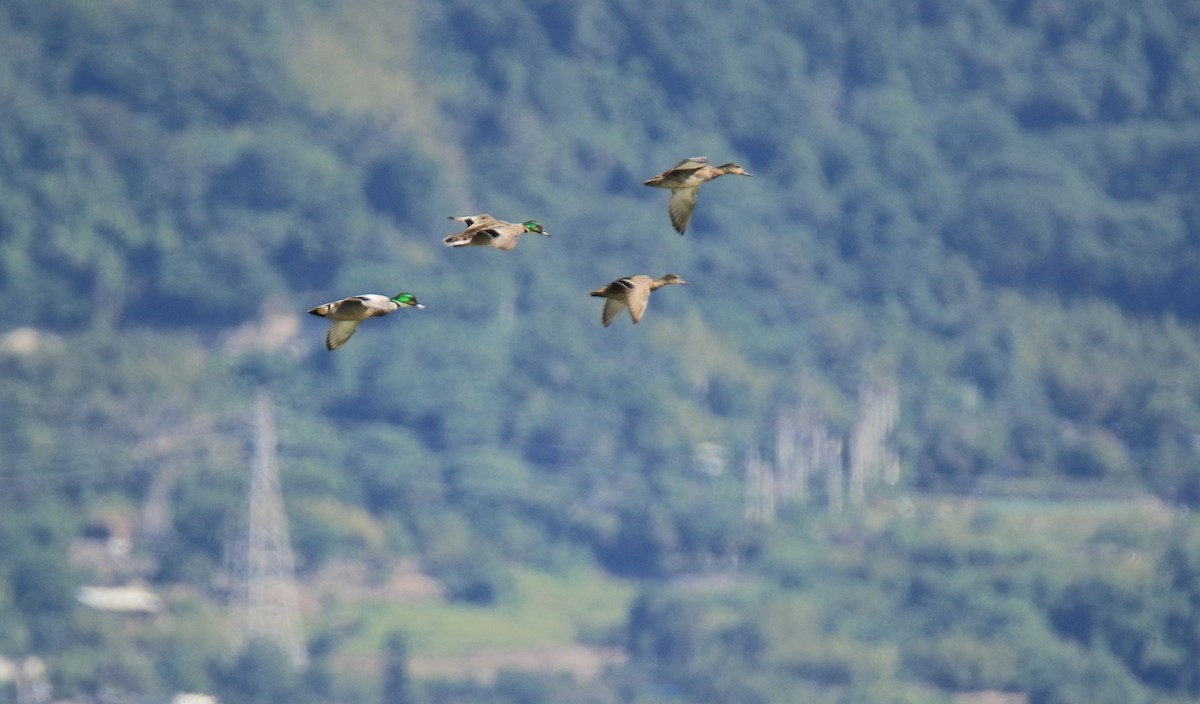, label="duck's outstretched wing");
[444,215,516,248]
[338,295,395,317]
[624,280,653,323]
[667,187,700,235]
[448,214,497,227]
[326,319,362,350]
[644,157,708,186]
[673,156,709,170]
[488,221,525,251]
[598,297,625,327]
[443,230,484,247]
